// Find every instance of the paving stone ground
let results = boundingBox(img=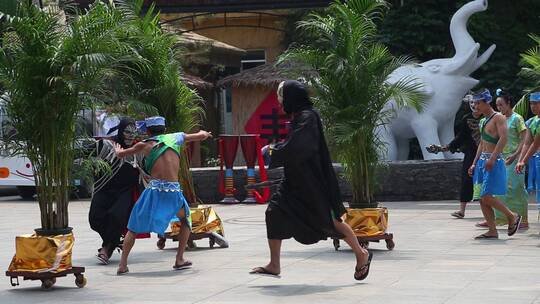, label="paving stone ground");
[0,196,540,304]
